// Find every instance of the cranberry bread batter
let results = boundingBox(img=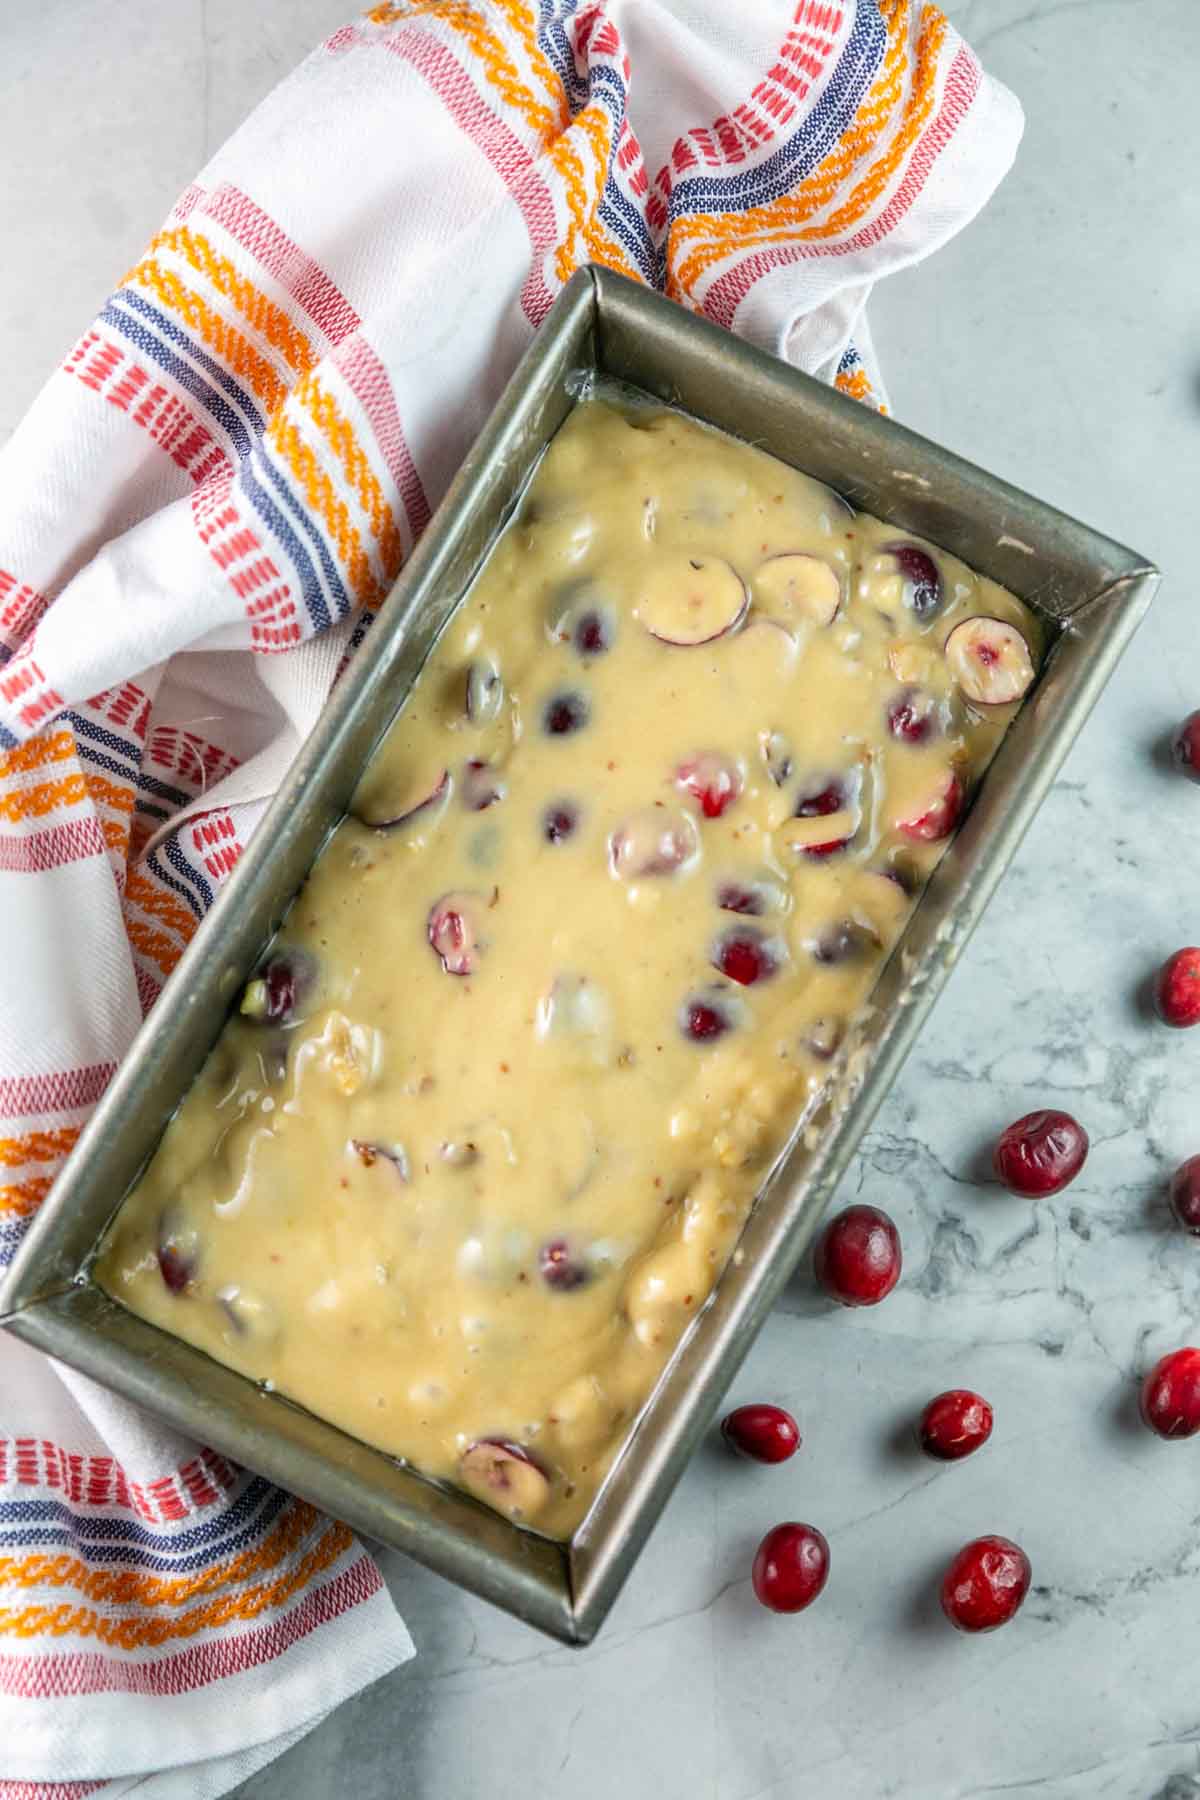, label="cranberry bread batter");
[97,401,1039,1538]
